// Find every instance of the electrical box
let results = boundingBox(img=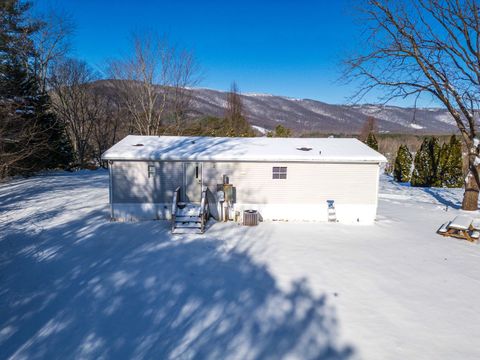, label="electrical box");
[223,184,233,202]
